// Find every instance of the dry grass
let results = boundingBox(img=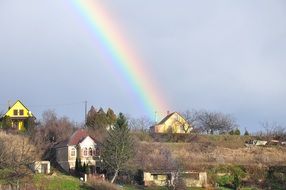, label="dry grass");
[88,179,120,190]
[133,135,286,170]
